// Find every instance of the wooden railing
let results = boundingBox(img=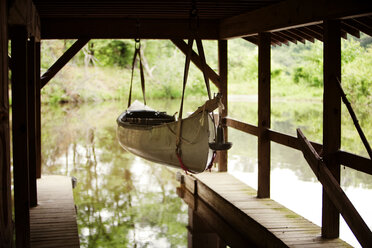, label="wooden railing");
[225,117,372,175]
